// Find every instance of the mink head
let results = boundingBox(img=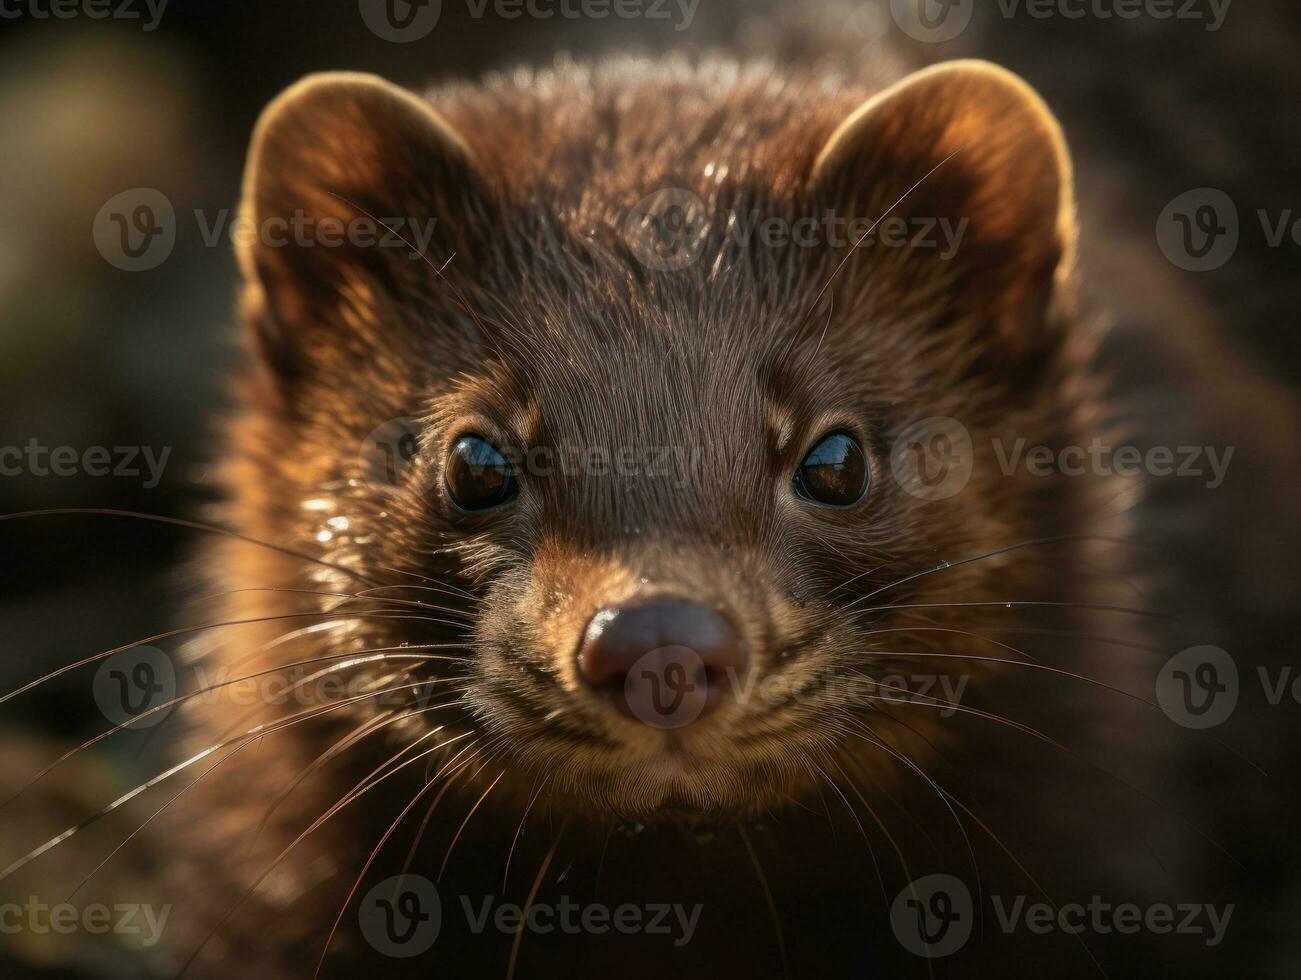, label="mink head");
[227,59,1089,818]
